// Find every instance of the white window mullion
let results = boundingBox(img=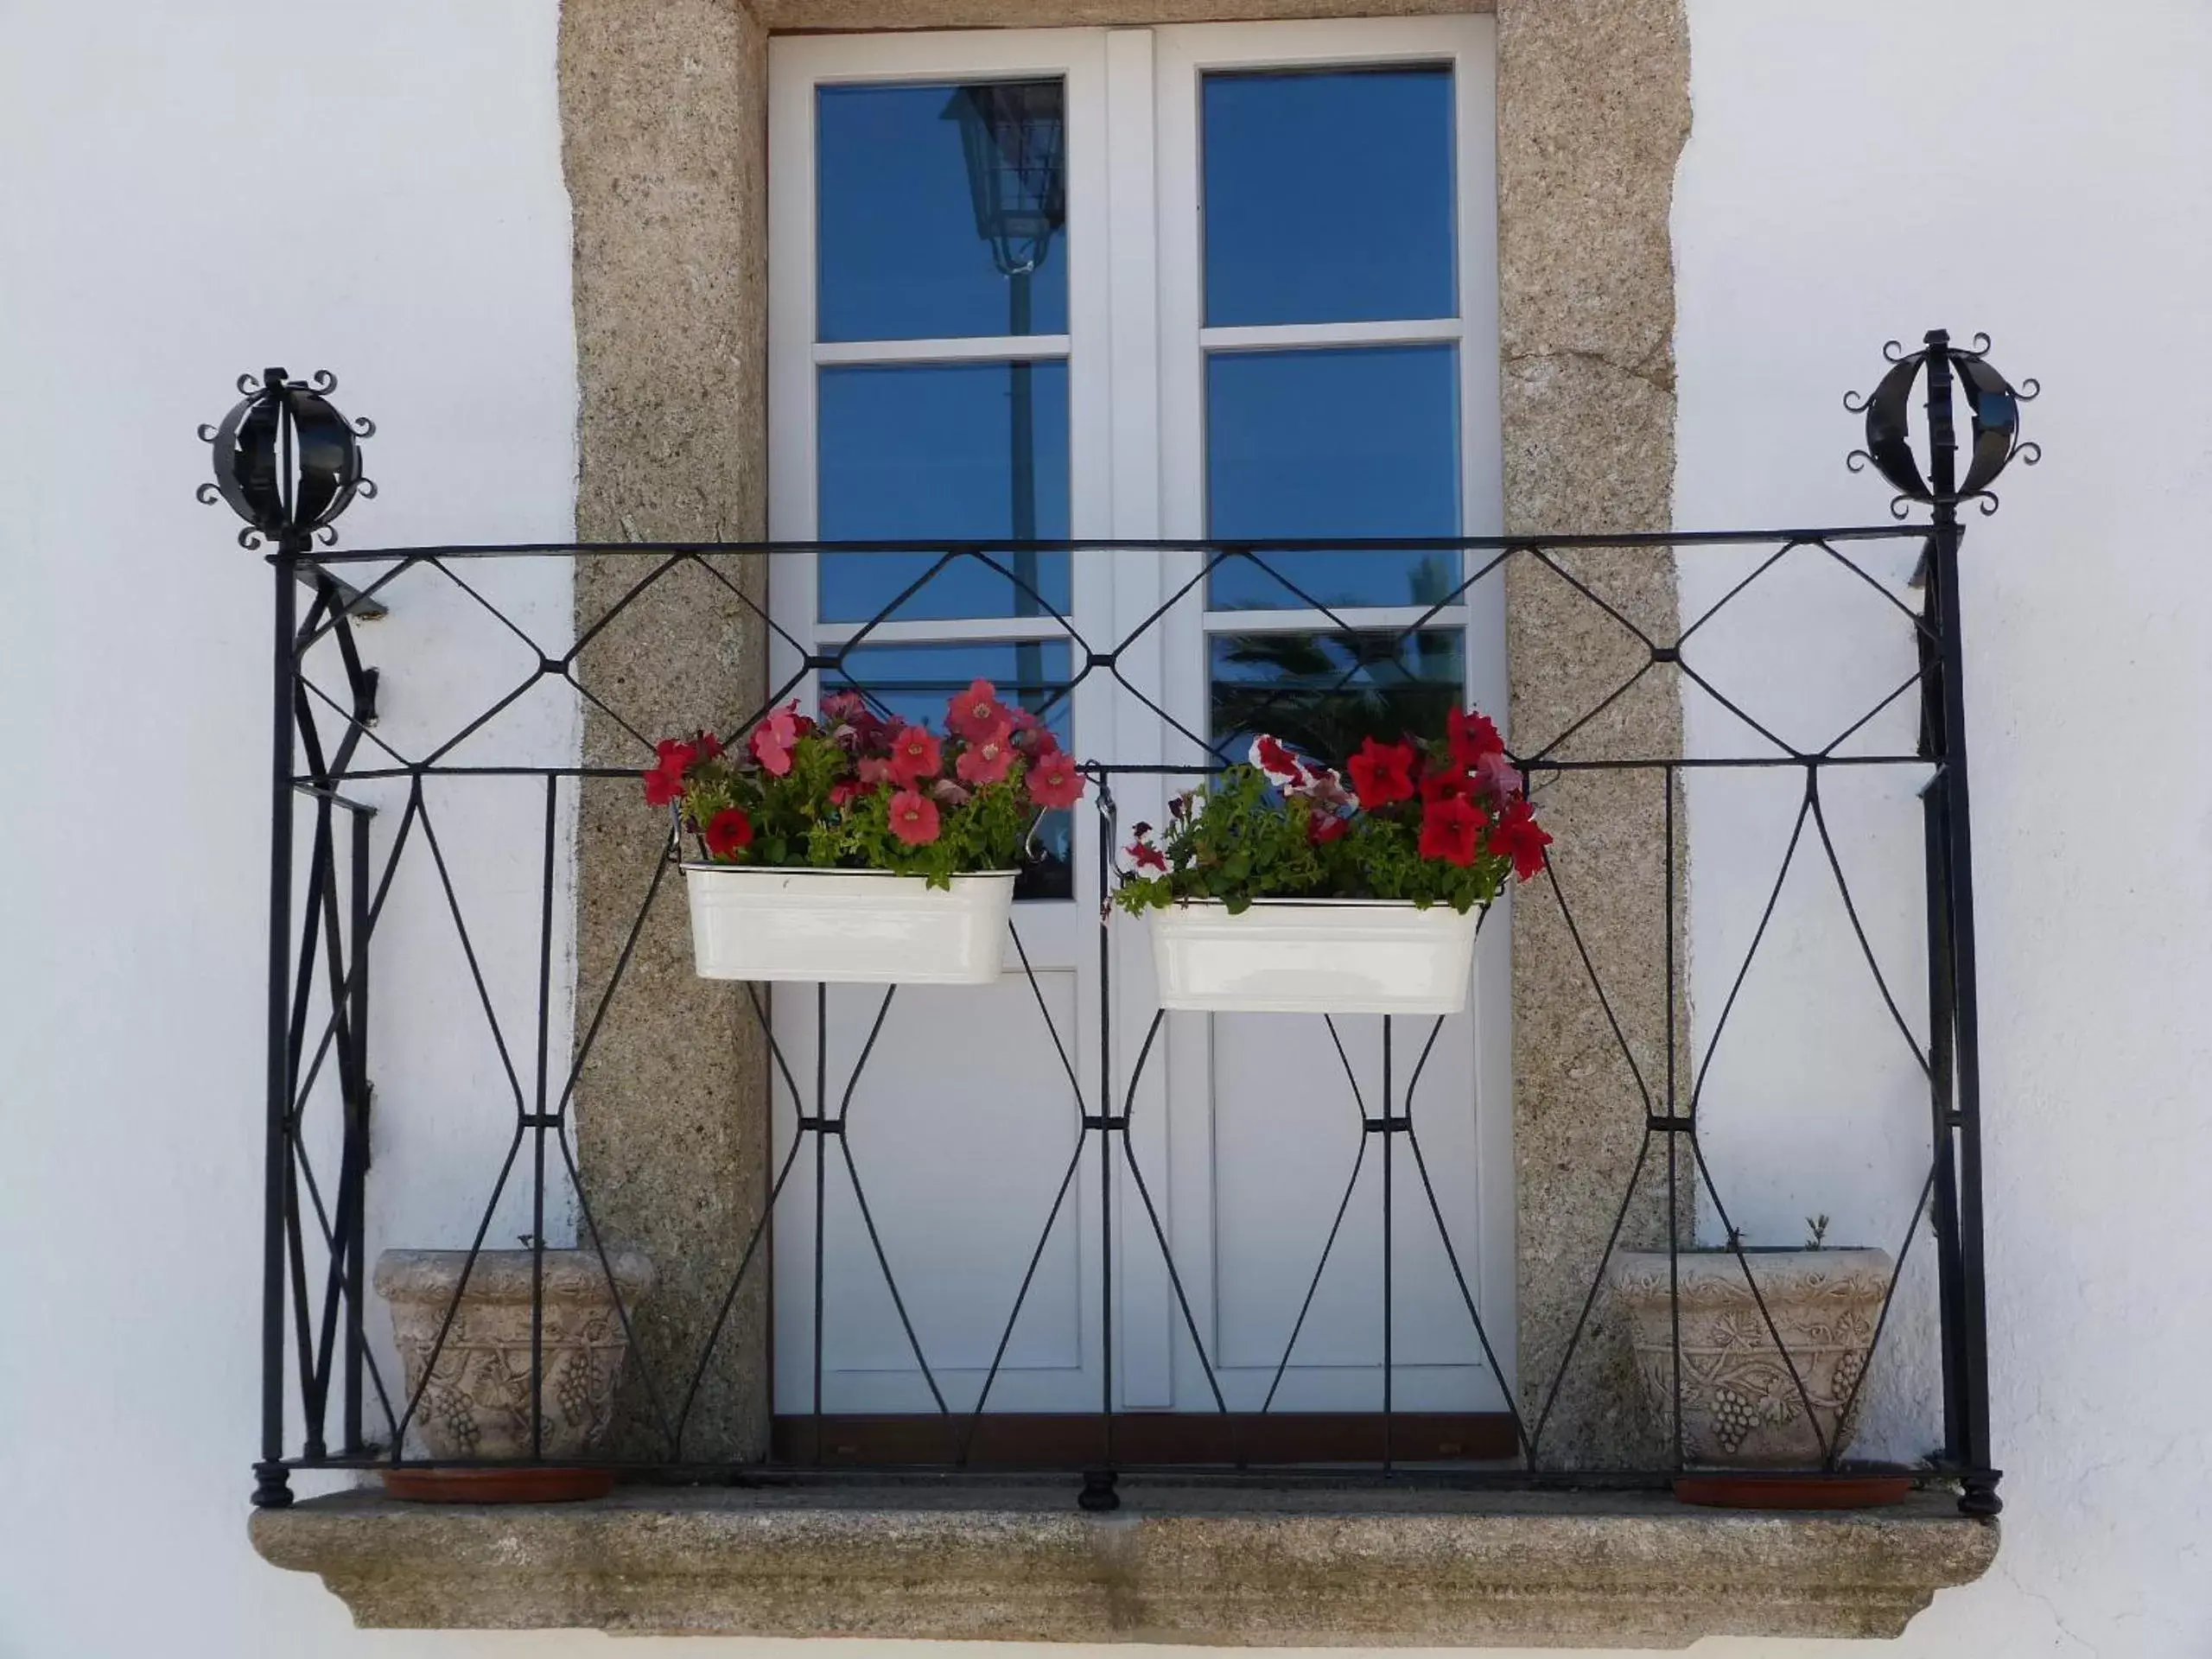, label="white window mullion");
[1199,317,1464,354]
[812,334,1072,366]
[1101,22,1178,1413]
